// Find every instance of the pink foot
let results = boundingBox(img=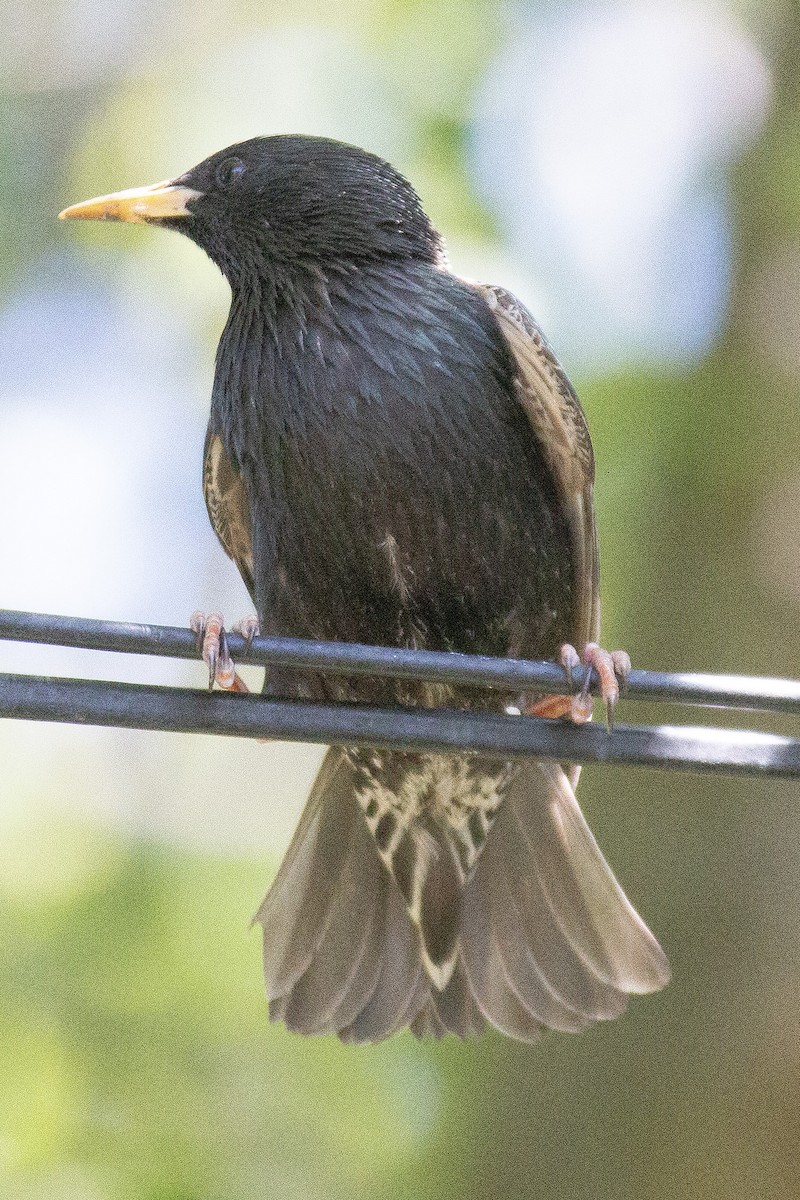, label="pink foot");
[527,643,631,730]
[190,611,259,692]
